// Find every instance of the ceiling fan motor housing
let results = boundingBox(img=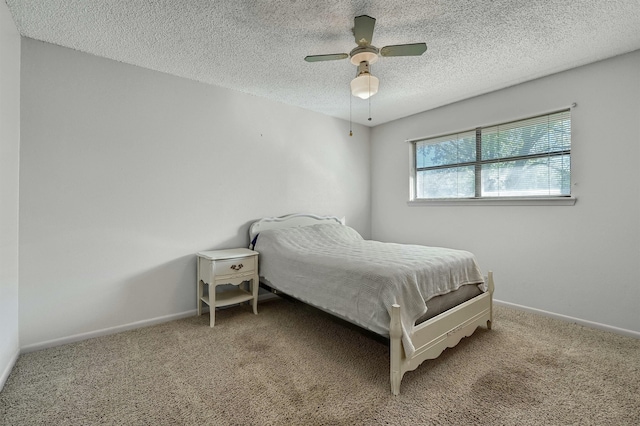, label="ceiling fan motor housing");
[350,46,379,65]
